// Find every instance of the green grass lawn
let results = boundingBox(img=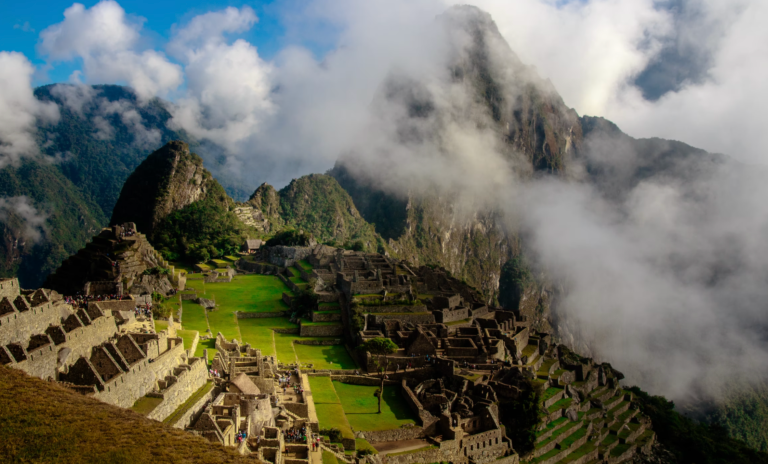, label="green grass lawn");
[275,332,298,364]
[332,382,418,431]
[287,267,301,277]
[180,302,208,335]
[224,255,240,262]
[308,376,341,404]
[294,344,356,370]
[176,330,198,351]
[238,317,297,357]
[206,309,241,341]
[194,338,216,361]
[290,276,306,284]
[315,403,354,440]
[202,274,292,314]
[356,438,377,455]
[154,320,168,332]
[297,260,313,271]
[322,451,338,464]
[318,302,340,308]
